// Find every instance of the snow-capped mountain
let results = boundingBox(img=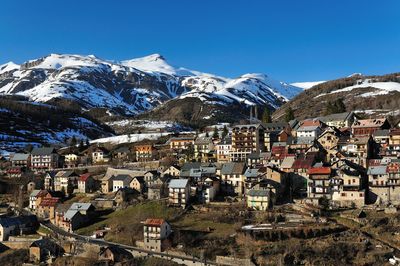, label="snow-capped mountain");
[0,53,303,118]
